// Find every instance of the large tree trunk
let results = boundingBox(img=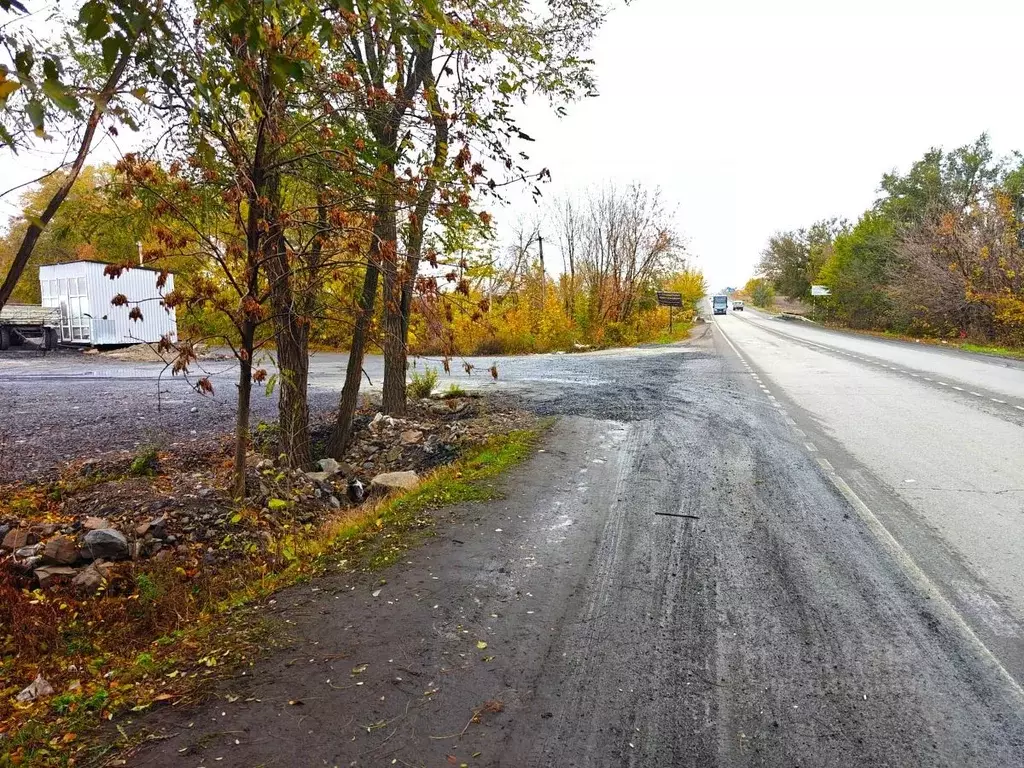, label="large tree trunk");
[270,308,311,468]
[263,201,311,469]
[387,53,446,411]
[381,267,406,414]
